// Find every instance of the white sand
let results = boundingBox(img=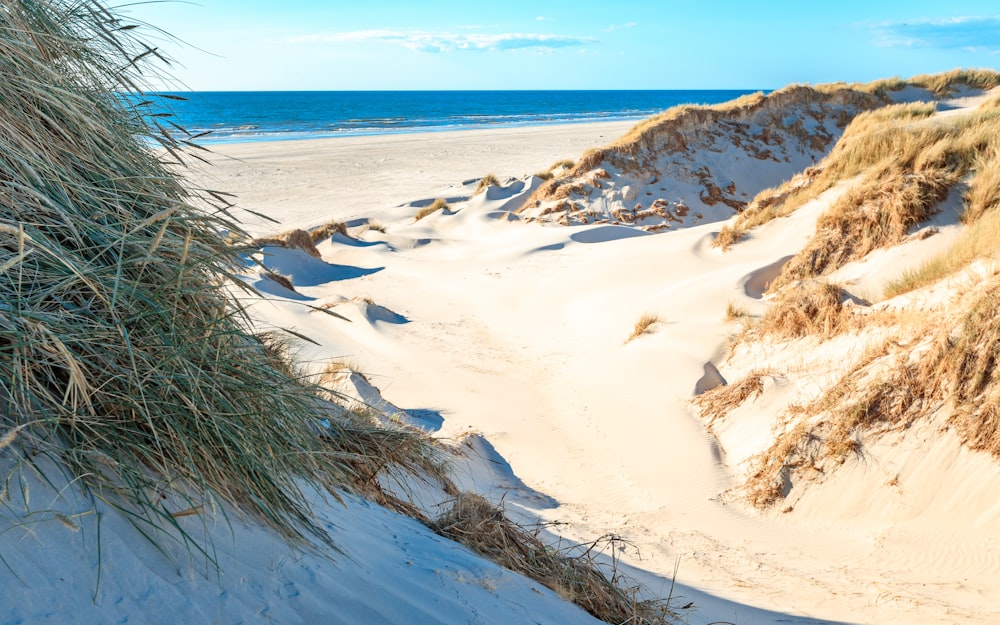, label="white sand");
[189,122,635,236]
[203,118,999,625]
